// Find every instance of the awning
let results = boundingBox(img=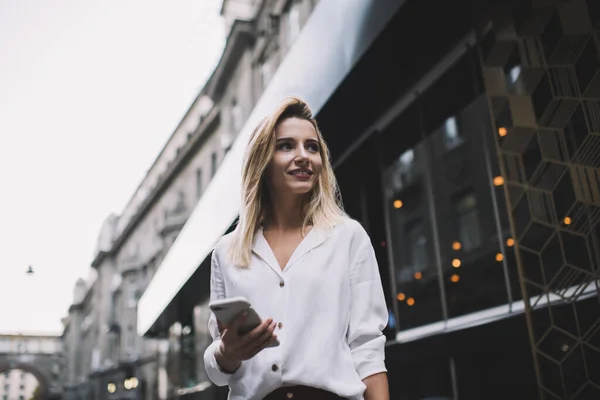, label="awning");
[138,0,407,336]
